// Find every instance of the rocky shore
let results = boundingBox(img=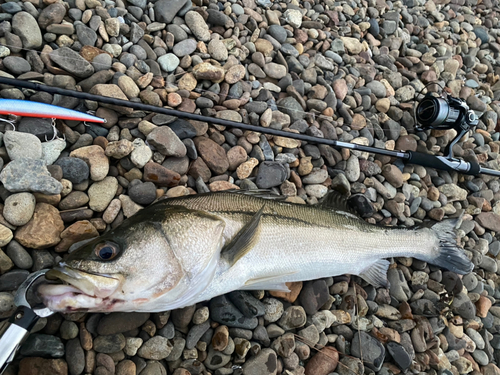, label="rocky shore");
[1,0,500,373]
